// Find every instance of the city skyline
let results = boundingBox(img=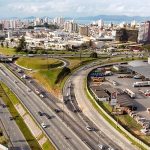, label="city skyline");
[0,0,150,18]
